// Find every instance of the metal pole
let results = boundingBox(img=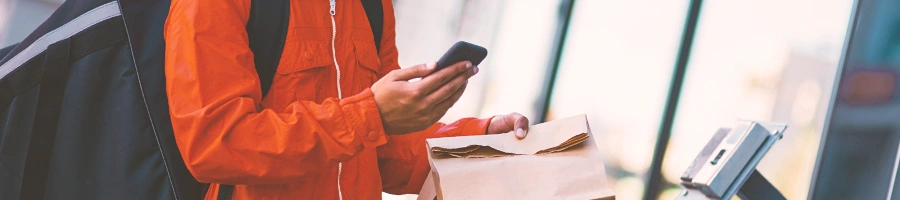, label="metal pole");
[644,0,704,199]
[535,0,576,123]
